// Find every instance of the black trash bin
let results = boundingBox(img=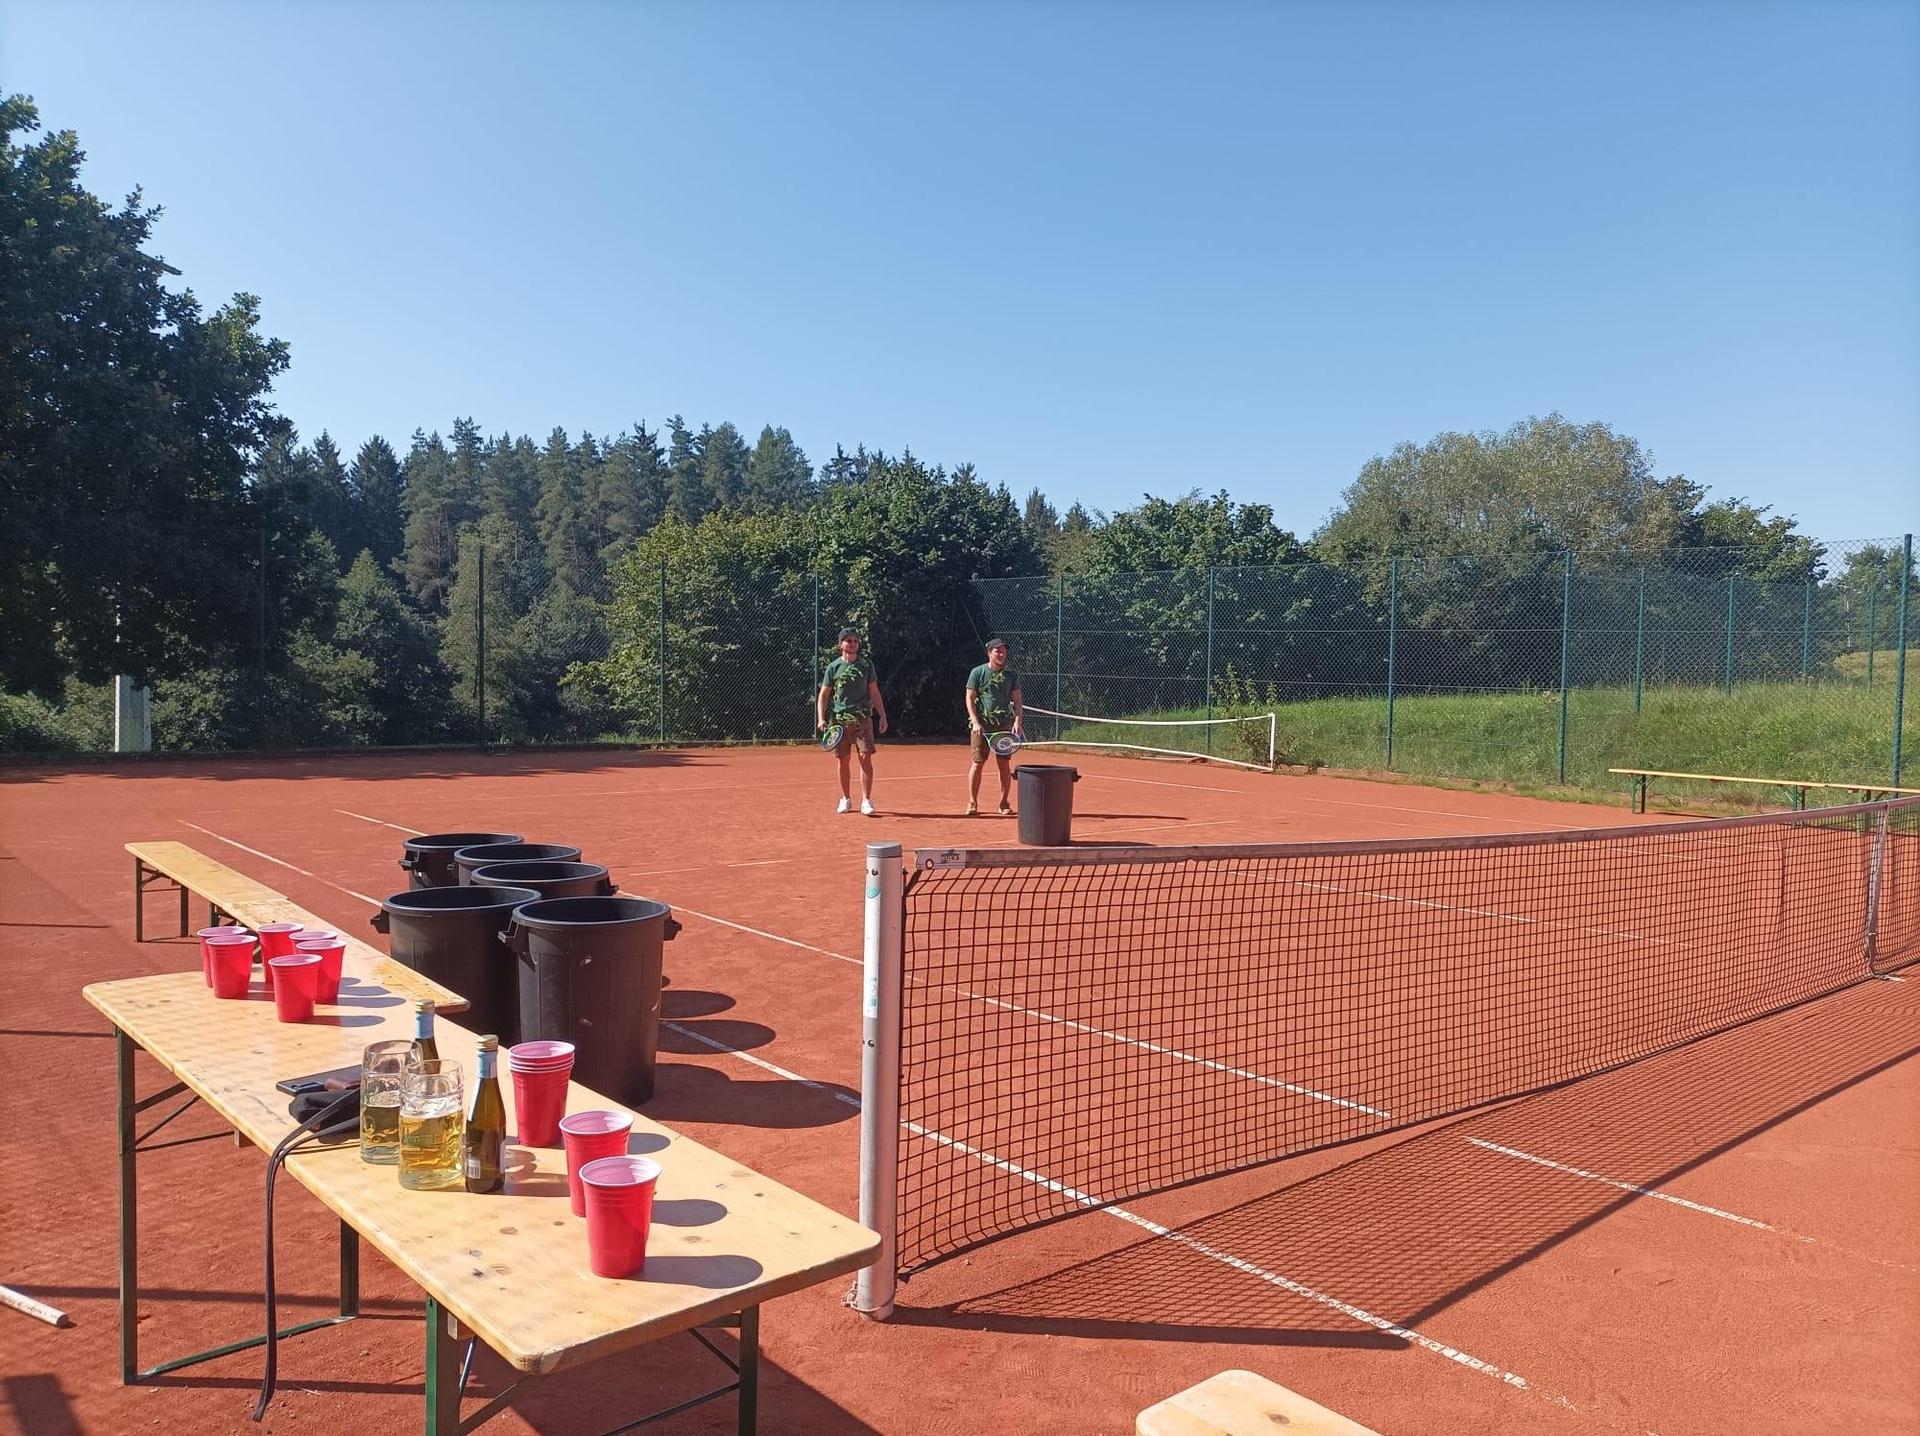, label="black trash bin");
[373,885,540,1042]
[454,842,584,886]
[501,897,680,1105]
[1016,764,1080,846]
[399,832,524,890]
[468,860,616,901]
